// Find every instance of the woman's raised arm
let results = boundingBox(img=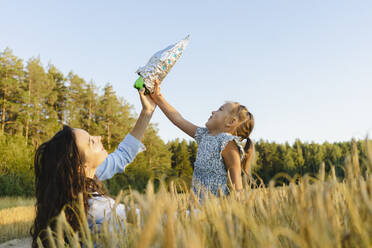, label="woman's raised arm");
[130,89,157,141]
